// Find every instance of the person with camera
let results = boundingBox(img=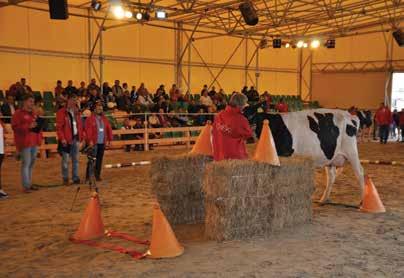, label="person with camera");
[56,94,84,186]
[11,94,43,193]
[85,102,112,181]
